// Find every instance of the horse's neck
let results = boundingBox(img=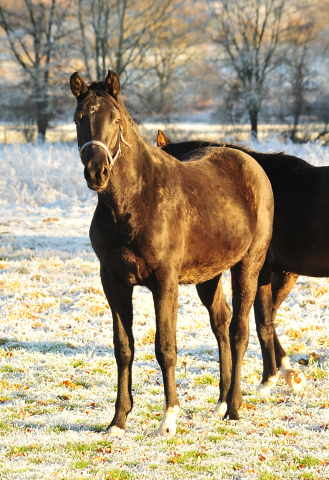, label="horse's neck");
[97,121,153,217]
